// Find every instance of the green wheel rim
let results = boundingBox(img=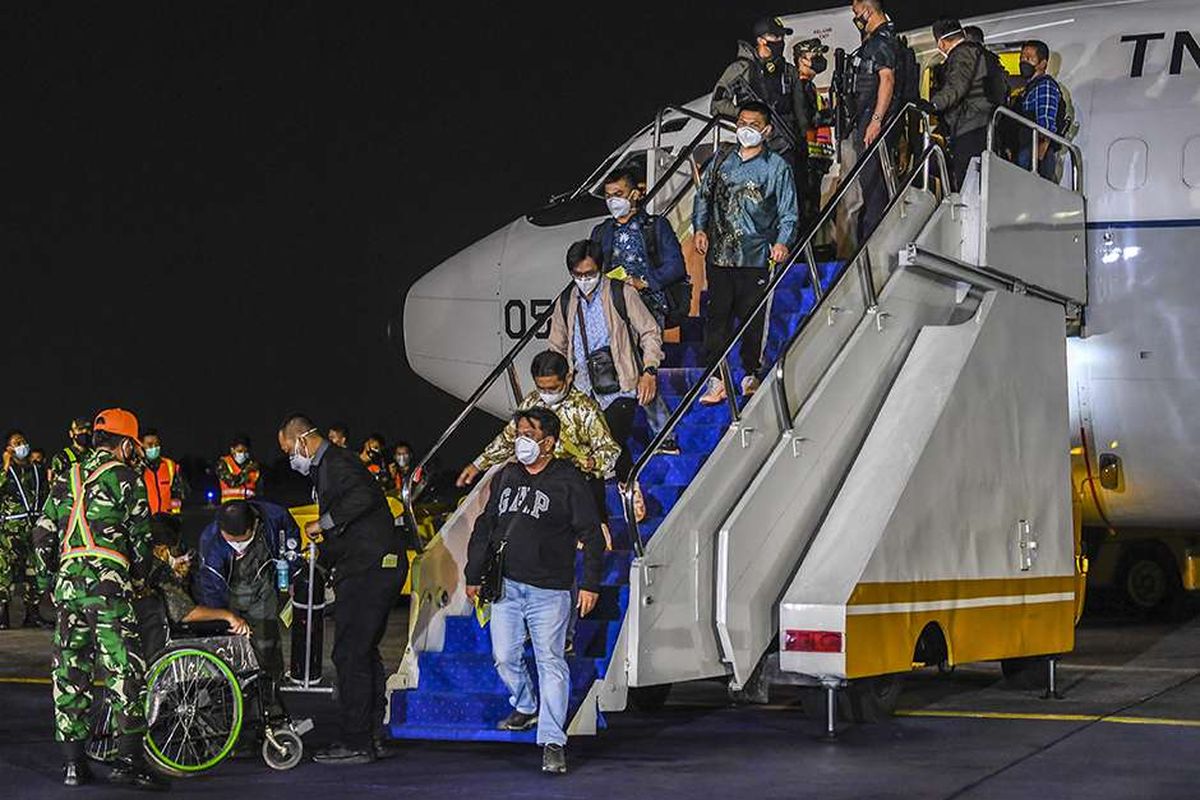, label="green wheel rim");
[144,647,243,773]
